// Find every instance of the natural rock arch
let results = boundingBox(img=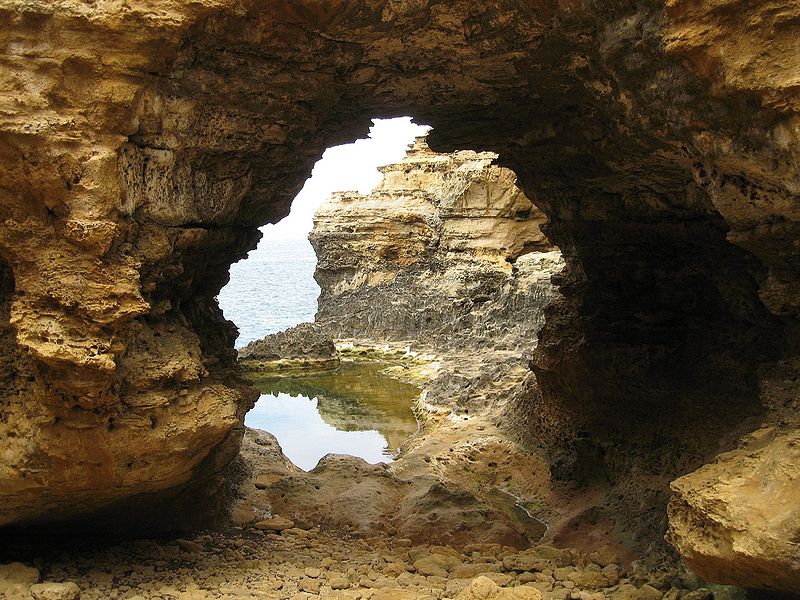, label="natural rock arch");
[1,0,798,589]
